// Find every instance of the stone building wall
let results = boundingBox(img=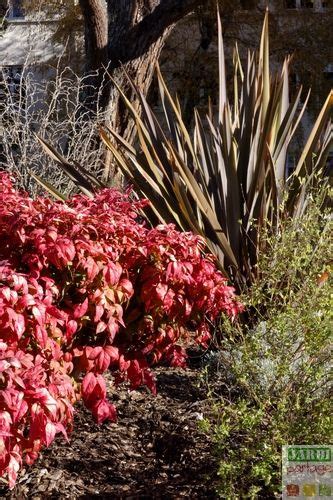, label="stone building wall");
[0,1,82,80]
[156,0,332,157]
